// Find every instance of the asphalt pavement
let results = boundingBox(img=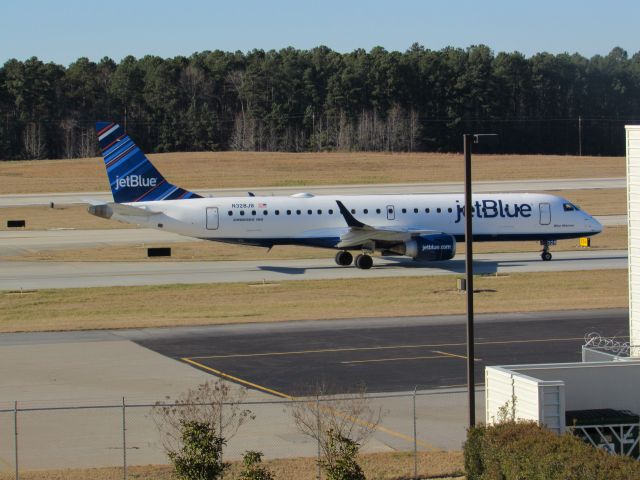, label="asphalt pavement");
[127,309,629,396]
